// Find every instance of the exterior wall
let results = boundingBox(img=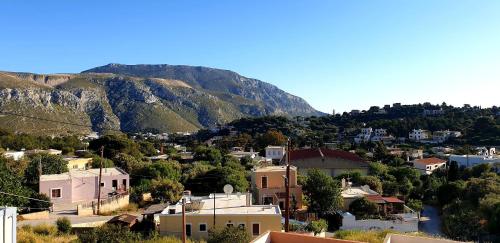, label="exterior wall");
[67,158,92,170]
[252,167,303,208]
[256,187,303,209]
[414,162,446,175]
[384,234,461,243]
[253,169,298,188]
[265,147,285,160]
[39,179,73,204]
[341,213,418,232]
[0,207,17,243]
[159,214,282,240]
[291,157,369,177]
